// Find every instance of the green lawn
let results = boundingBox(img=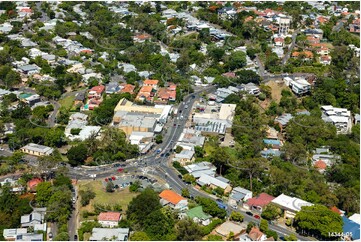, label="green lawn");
[59,96,75,110]
[78,180,139,220]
